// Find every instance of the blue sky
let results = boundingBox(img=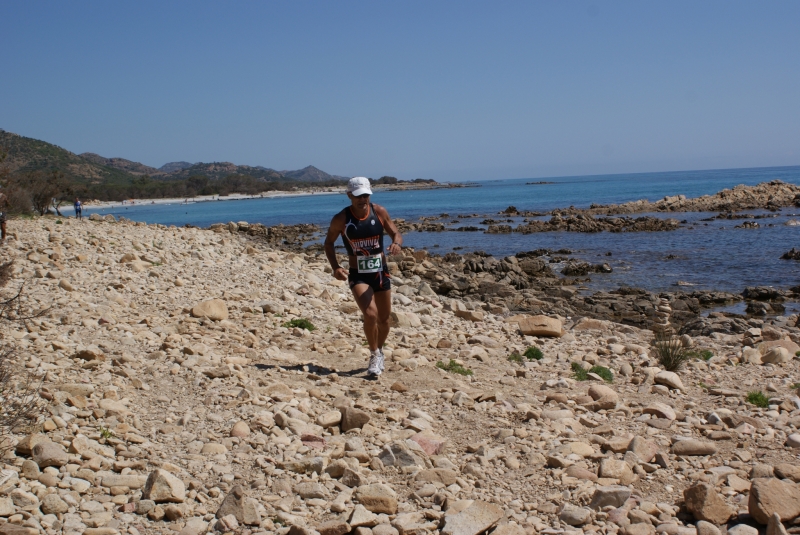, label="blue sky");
[2,1,799,181]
